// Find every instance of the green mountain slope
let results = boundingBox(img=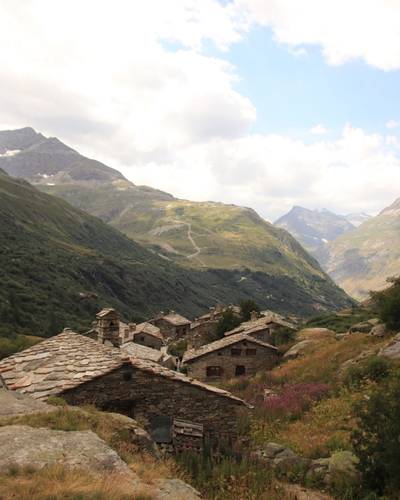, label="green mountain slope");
[0,128,353,317]
[322,198,400,299]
